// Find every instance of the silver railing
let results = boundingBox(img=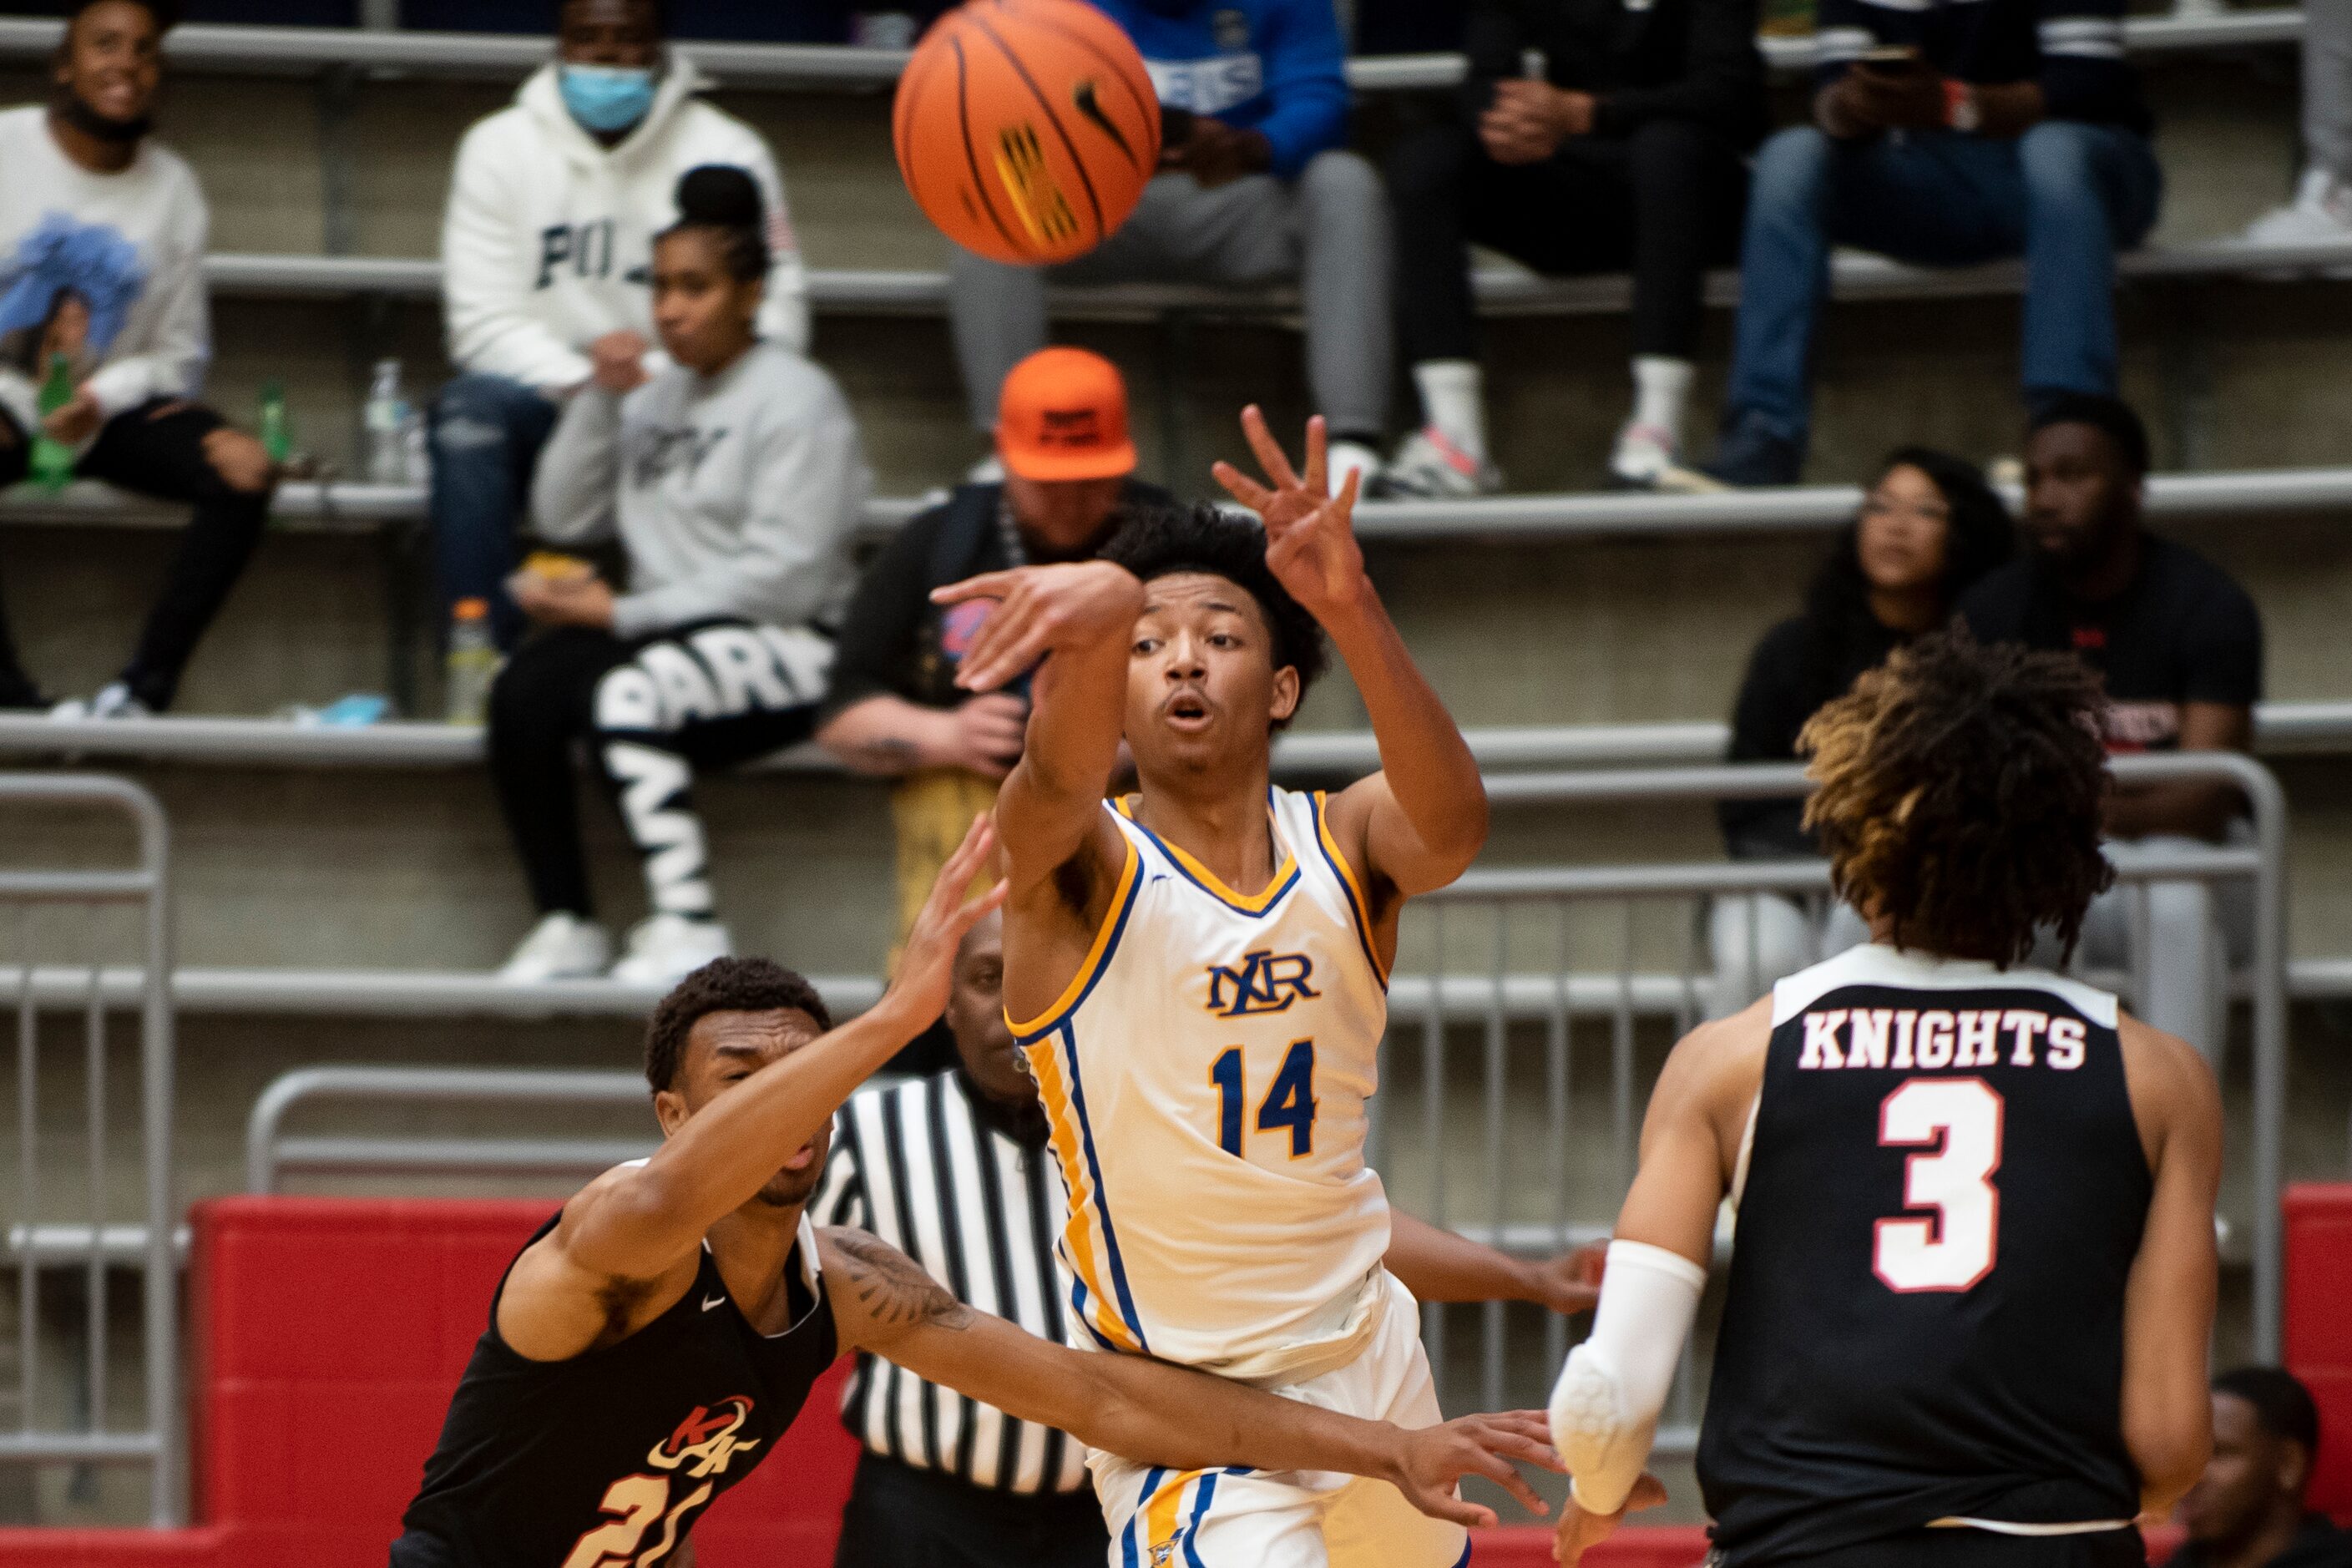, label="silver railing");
[1379,752,2290,1440]
[0,775,178,1524]
[245,1065,655,1194]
